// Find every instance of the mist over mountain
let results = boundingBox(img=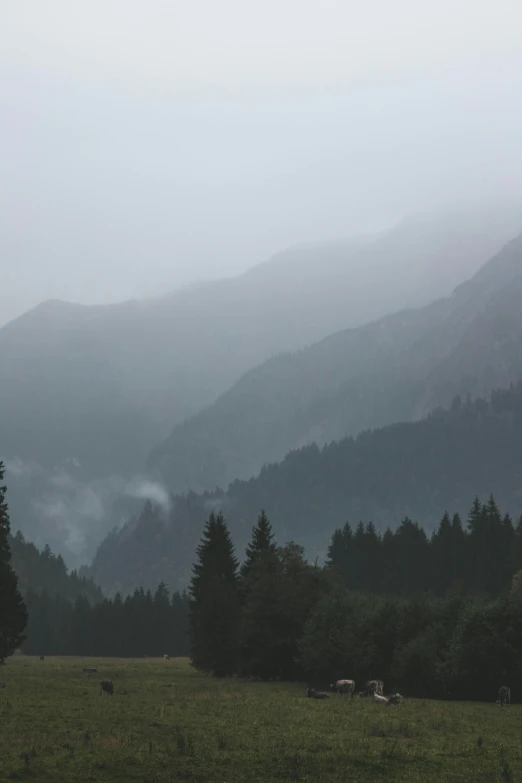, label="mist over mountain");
[150,226,522,495]
[2,205,517,562]
[91,382,522,596]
